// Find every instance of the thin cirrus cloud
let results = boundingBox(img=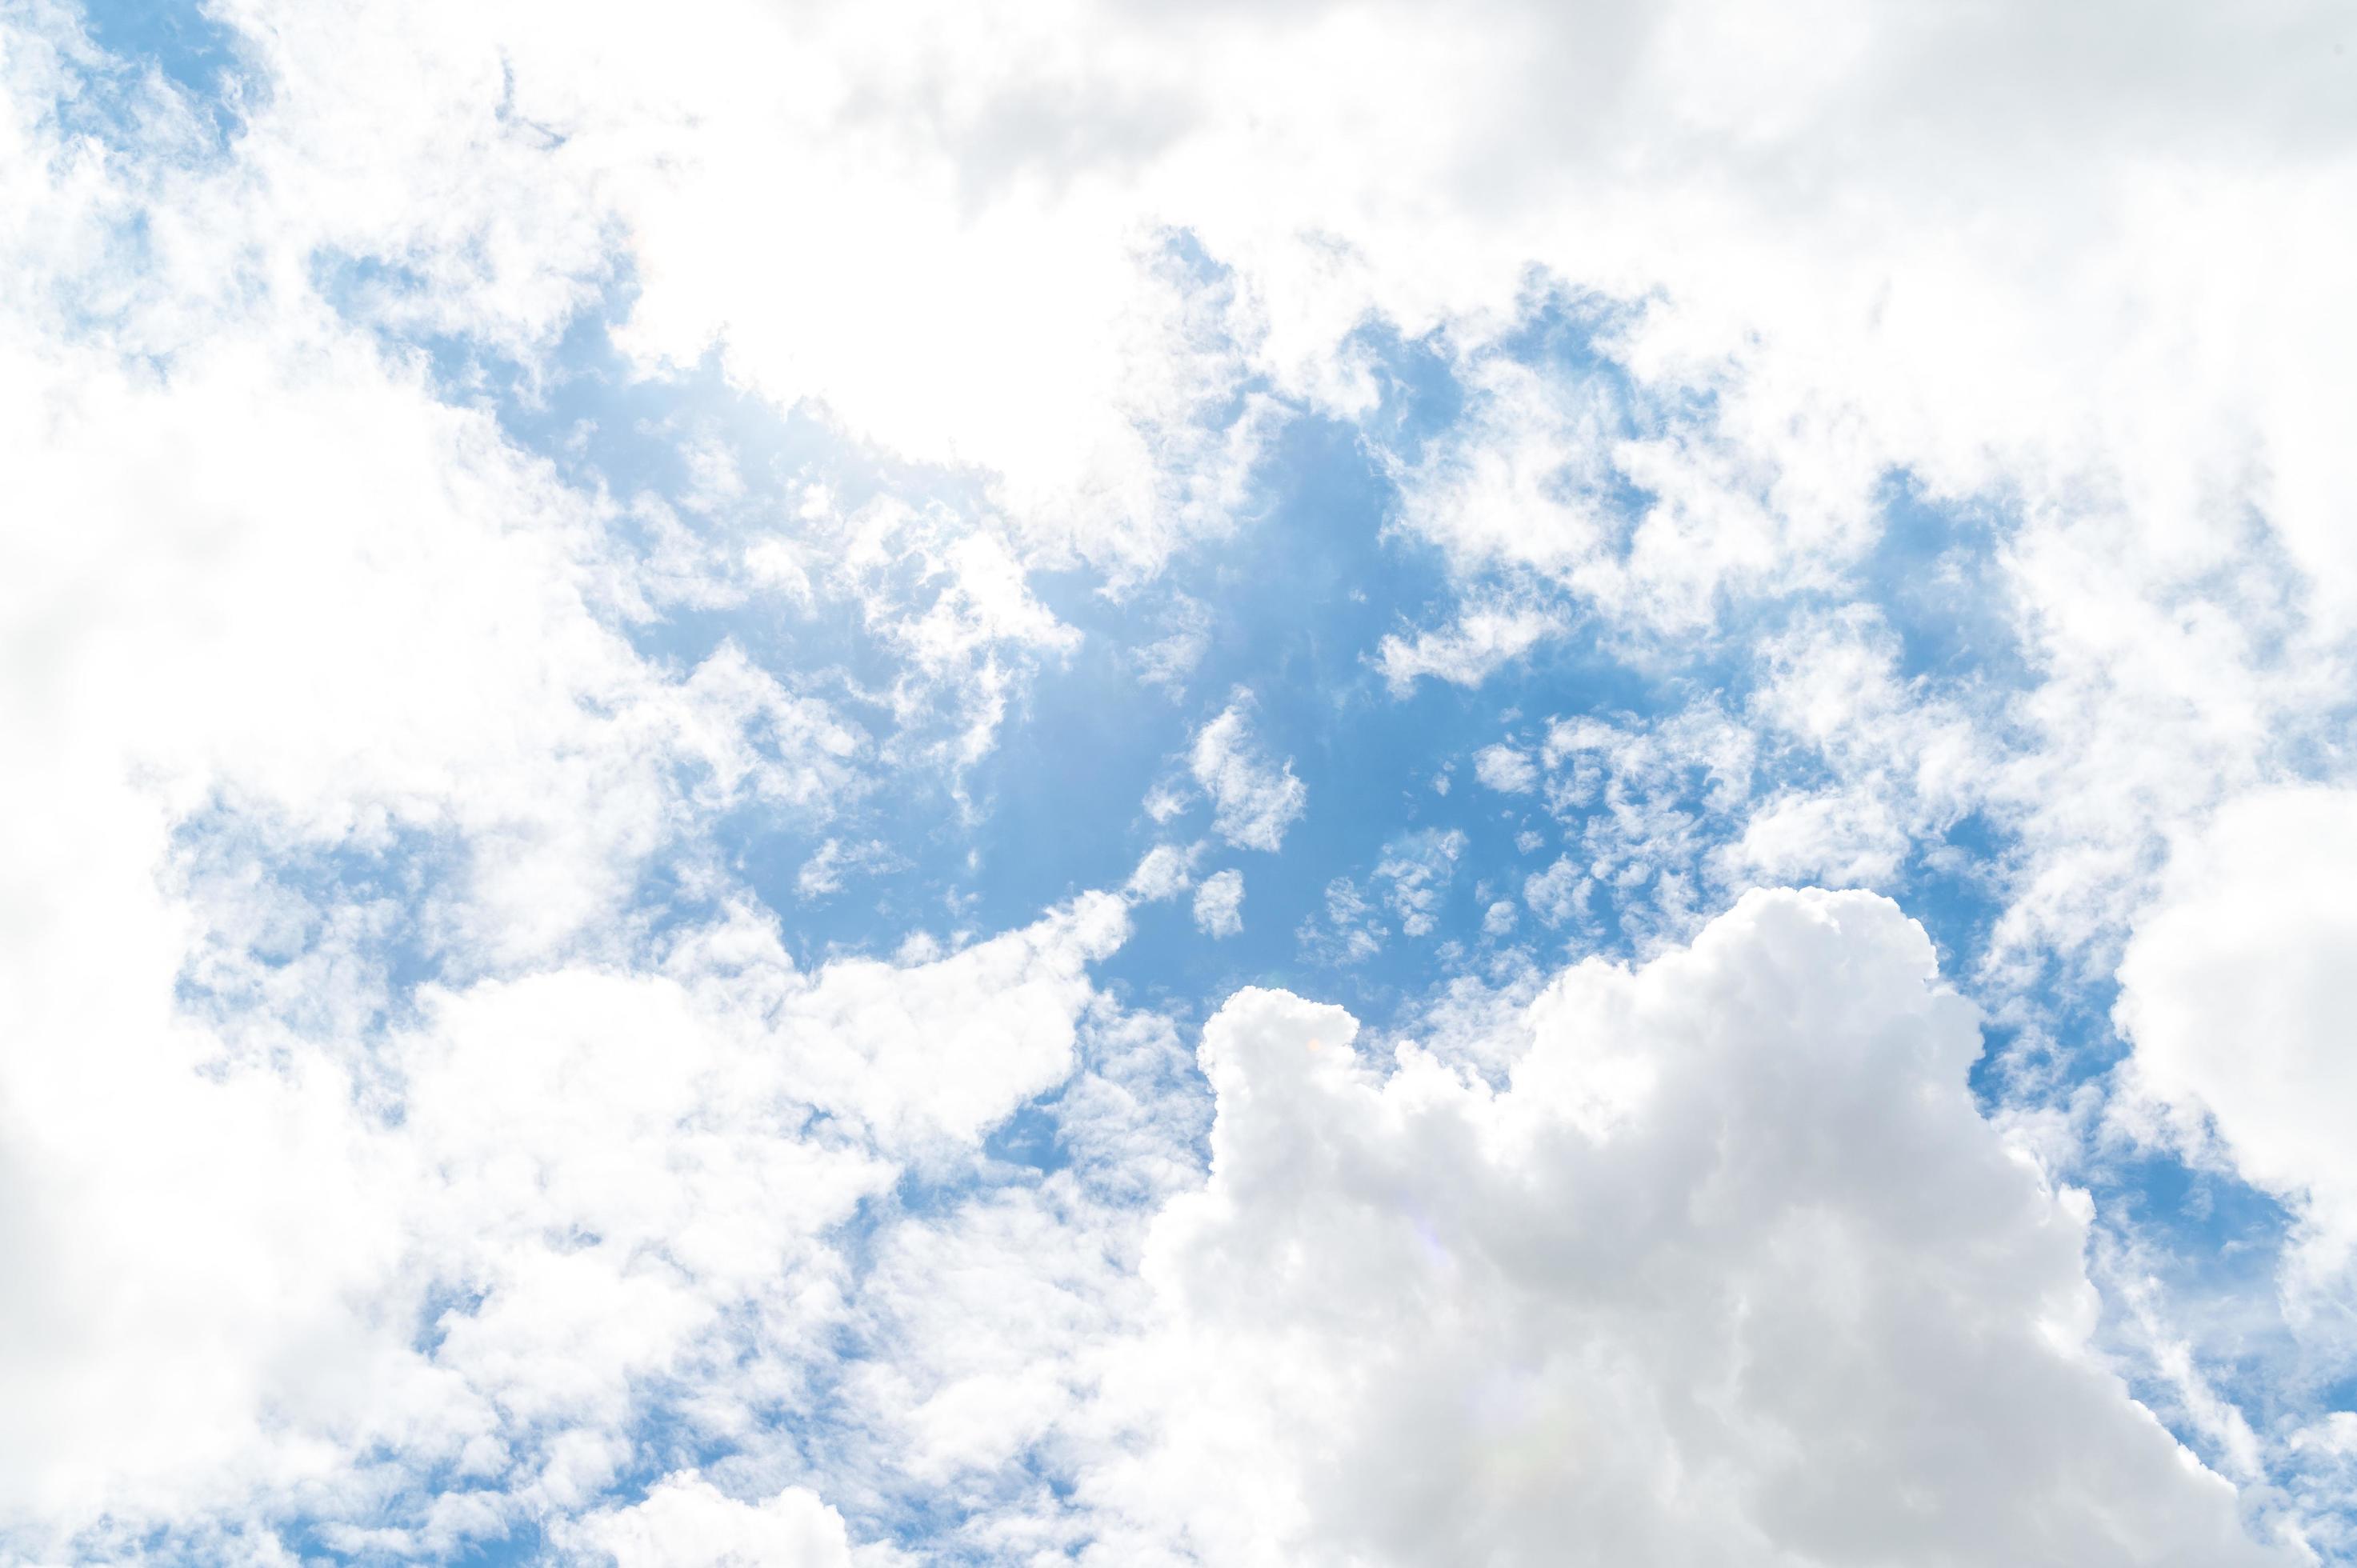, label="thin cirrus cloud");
[2,0,2353,1562]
